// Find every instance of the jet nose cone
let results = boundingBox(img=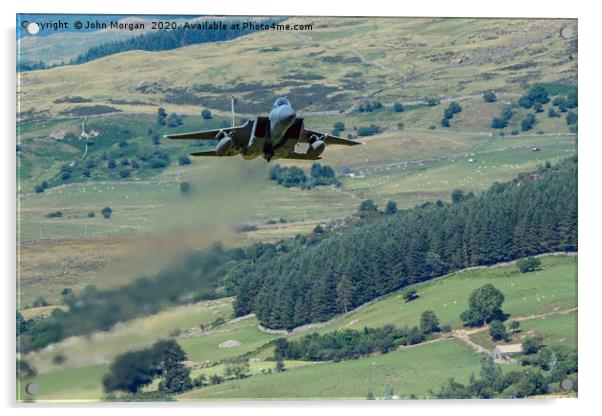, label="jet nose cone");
[280,107,296,125]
